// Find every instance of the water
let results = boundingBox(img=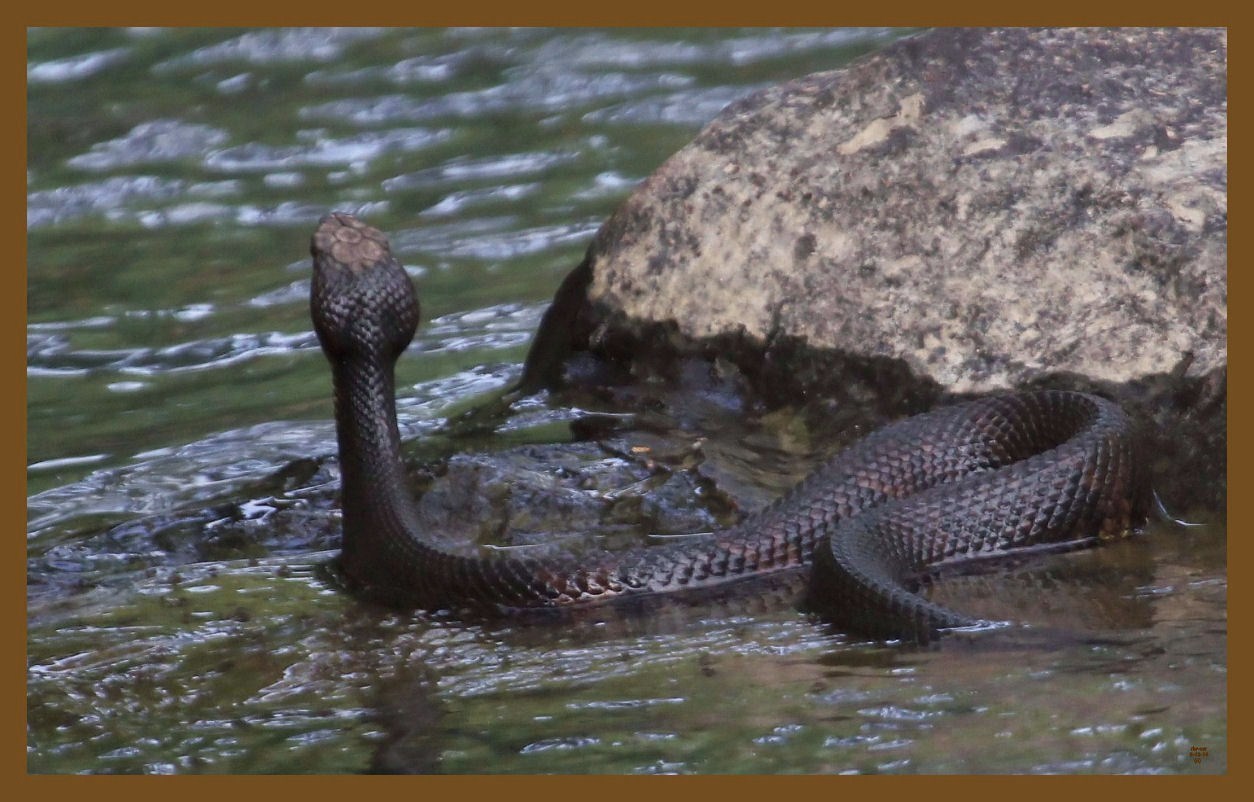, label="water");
[26,27,1226,774]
